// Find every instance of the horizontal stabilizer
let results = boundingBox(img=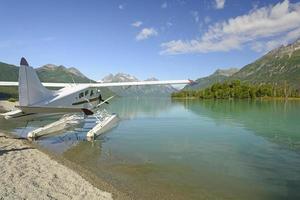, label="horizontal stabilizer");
[17,106,94,115]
